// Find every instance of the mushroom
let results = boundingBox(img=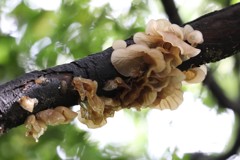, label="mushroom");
[184,65,207,83]
[146,19,171,35]
[168,24,184,40]
[25,115,47,142]
[54,106,78,123]
[78,111,107,129]
[25,107,77,141]
[186,30,204,46]
[139,87,157,106]
[73,77,107,128]
[159,32,201,58]
[183,24,194,40]
[103,77,129,91]
[18,96,38,112]
[111,44,149,77]
[36,109,66,126]
[112,40,127,50]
